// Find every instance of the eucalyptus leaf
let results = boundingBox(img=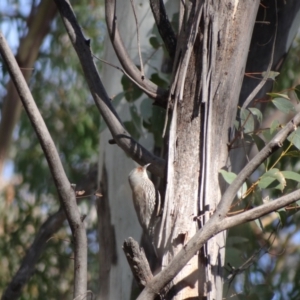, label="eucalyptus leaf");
[281,171,300,182]
[267,92,290,100]
[272,97,295,114]
[270,119,280,134]
[248,107,263,123]
[261,71,280,80]
[258,168,286,191]
[219,169,247,199]
[294,84,300,101]
[240,108,254,133]
[288,128,300,150]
